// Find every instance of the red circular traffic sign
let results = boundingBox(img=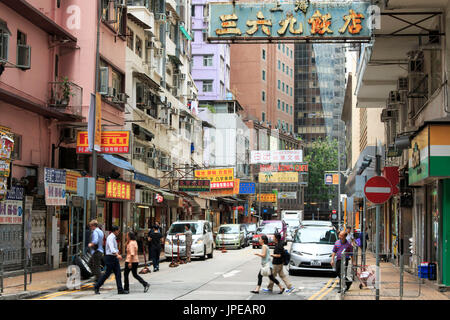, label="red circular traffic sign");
[332,210,337,214]
[364,176,393,204]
